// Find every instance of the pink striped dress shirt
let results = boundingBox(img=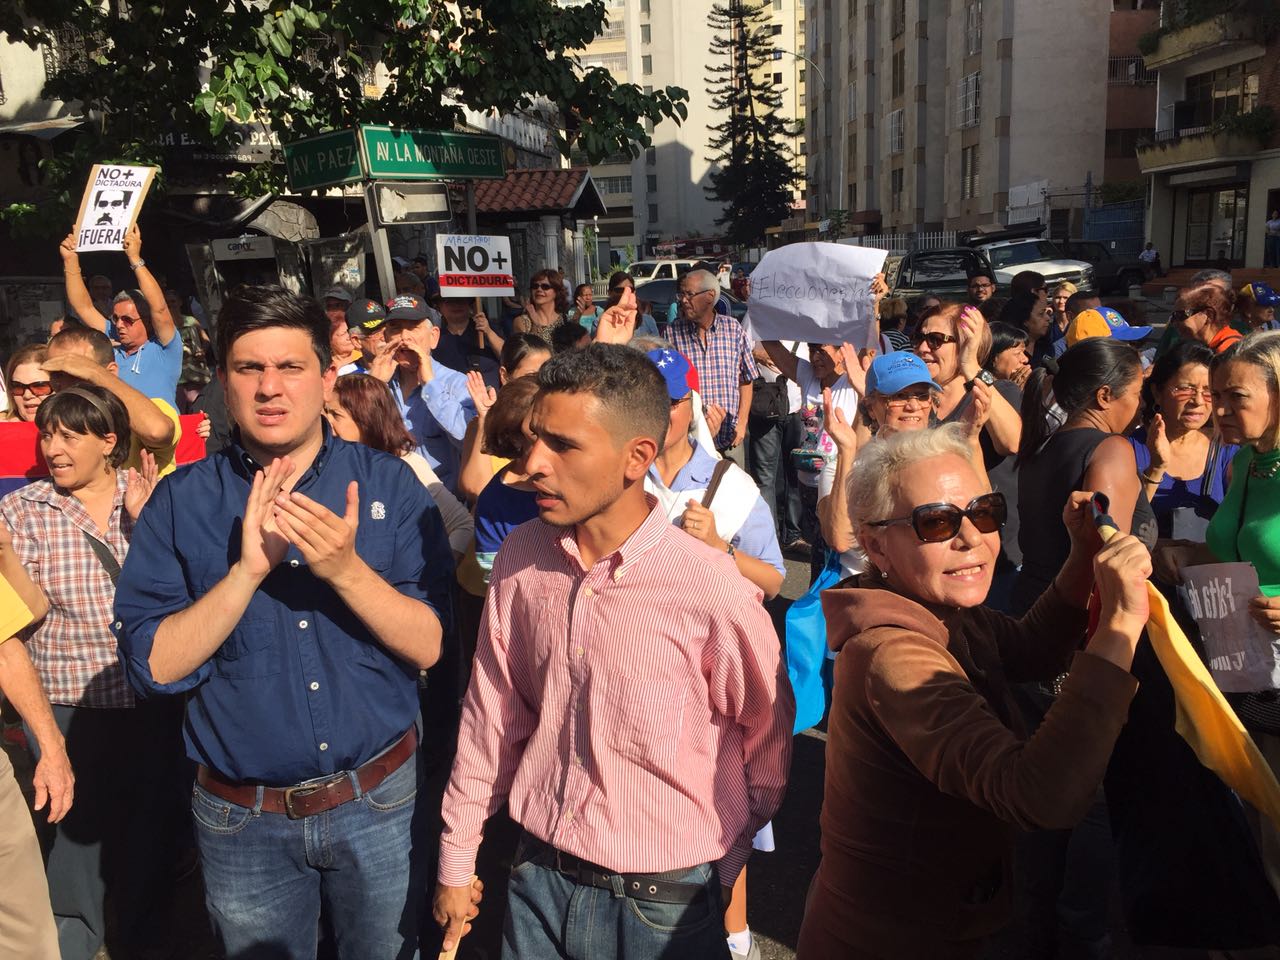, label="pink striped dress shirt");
[438,502,794,888]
